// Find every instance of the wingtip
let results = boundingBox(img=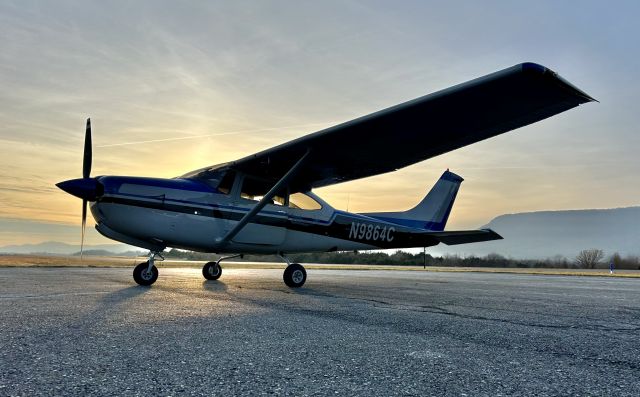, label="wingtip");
[521,62,548,74]
[520,62,597,104]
